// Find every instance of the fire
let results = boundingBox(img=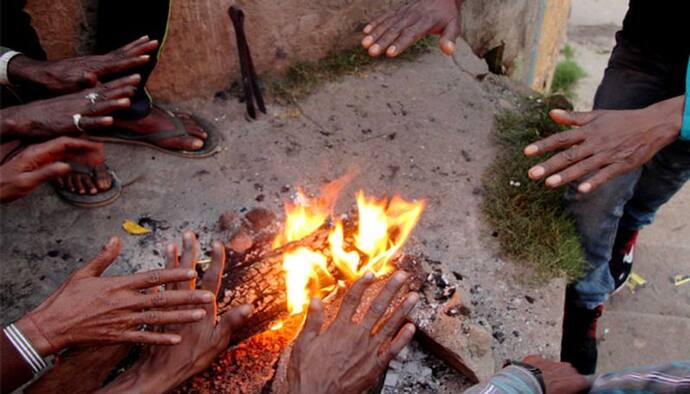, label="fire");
[275,181,425,316]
